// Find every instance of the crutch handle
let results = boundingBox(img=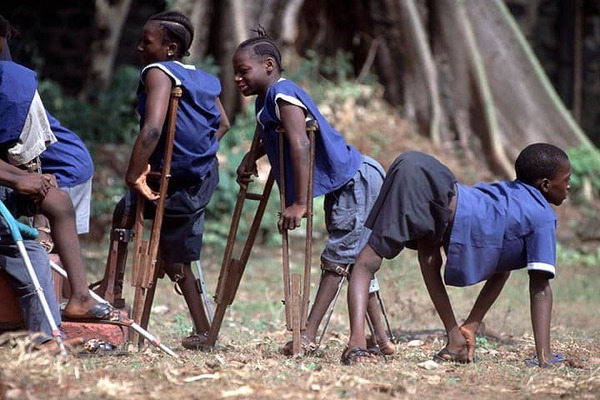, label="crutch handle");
[0,201,38,241]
